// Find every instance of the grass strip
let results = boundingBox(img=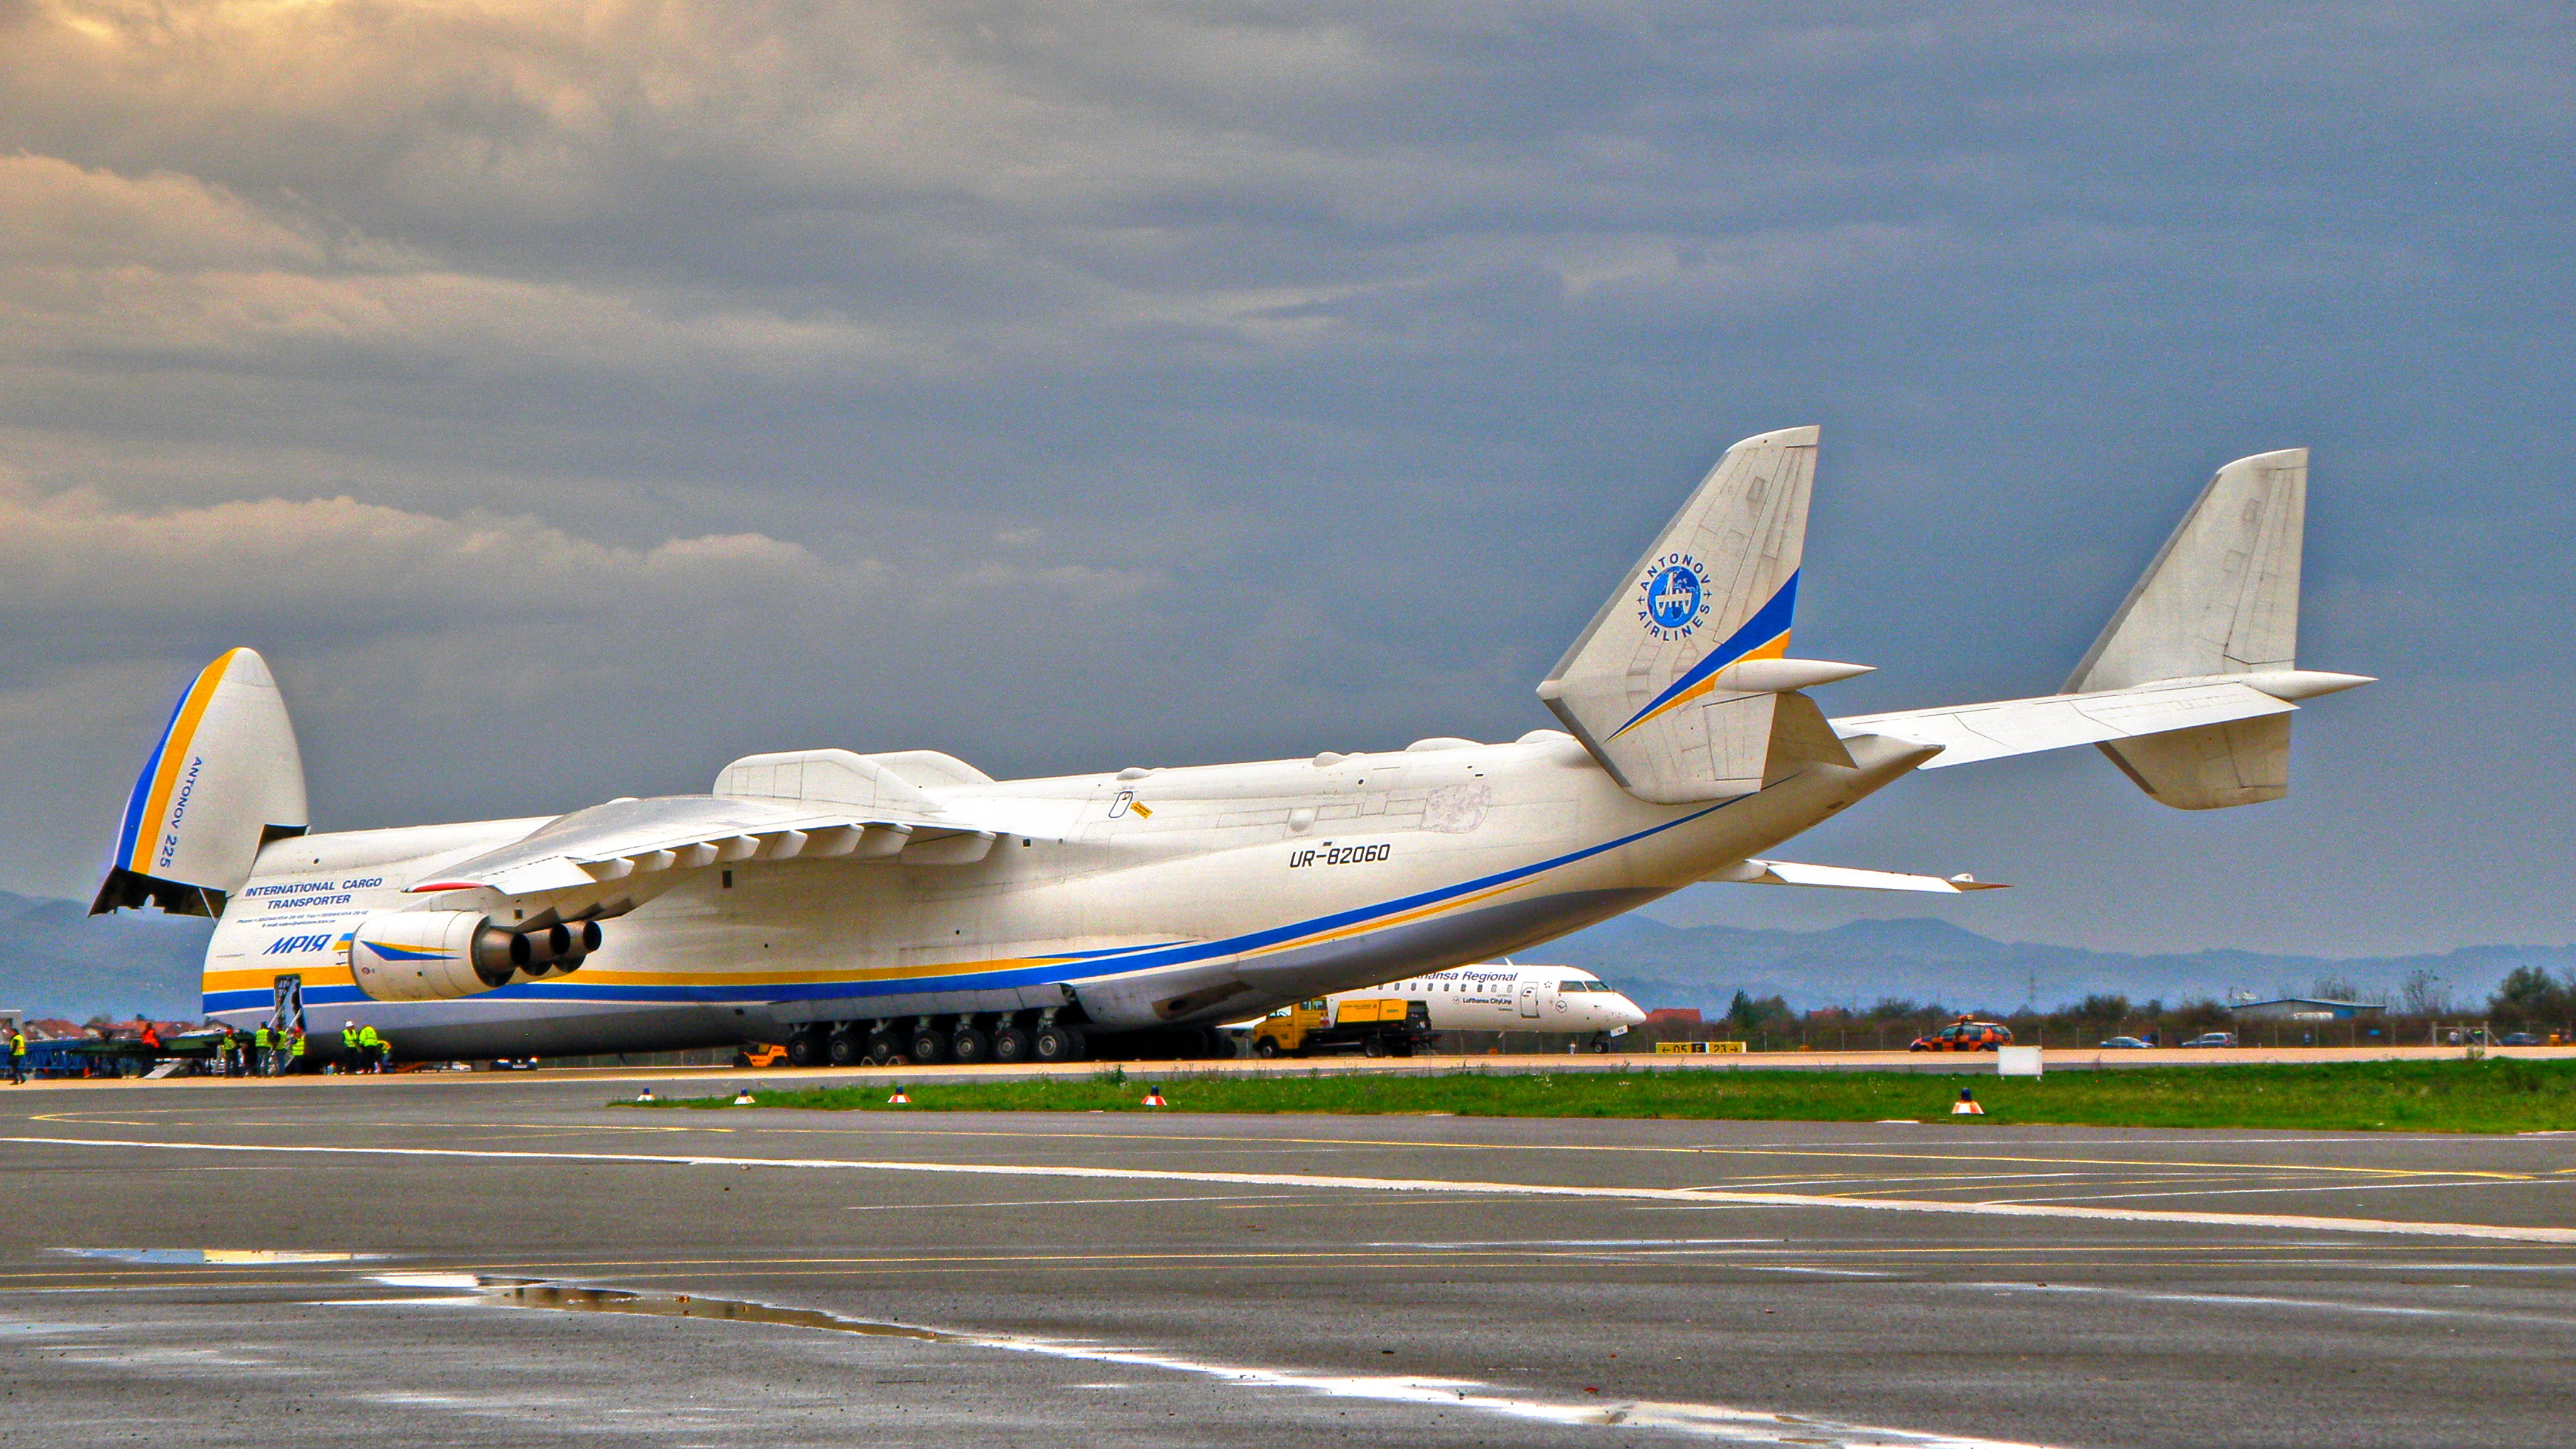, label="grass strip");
[620,1057,2576,1133]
